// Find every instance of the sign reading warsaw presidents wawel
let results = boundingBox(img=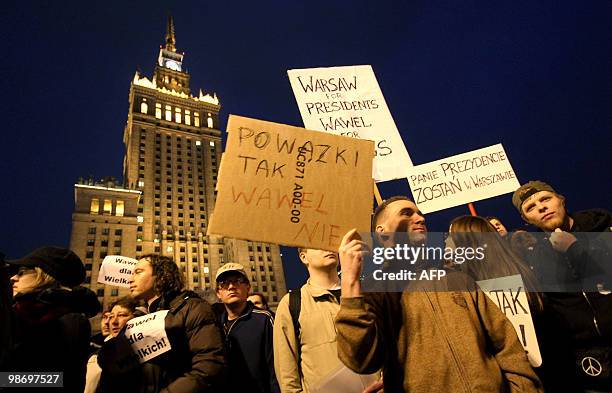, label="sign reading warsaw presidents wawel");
[406,144,520,214]
[288,65,413,182]
[207,115,374,252]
